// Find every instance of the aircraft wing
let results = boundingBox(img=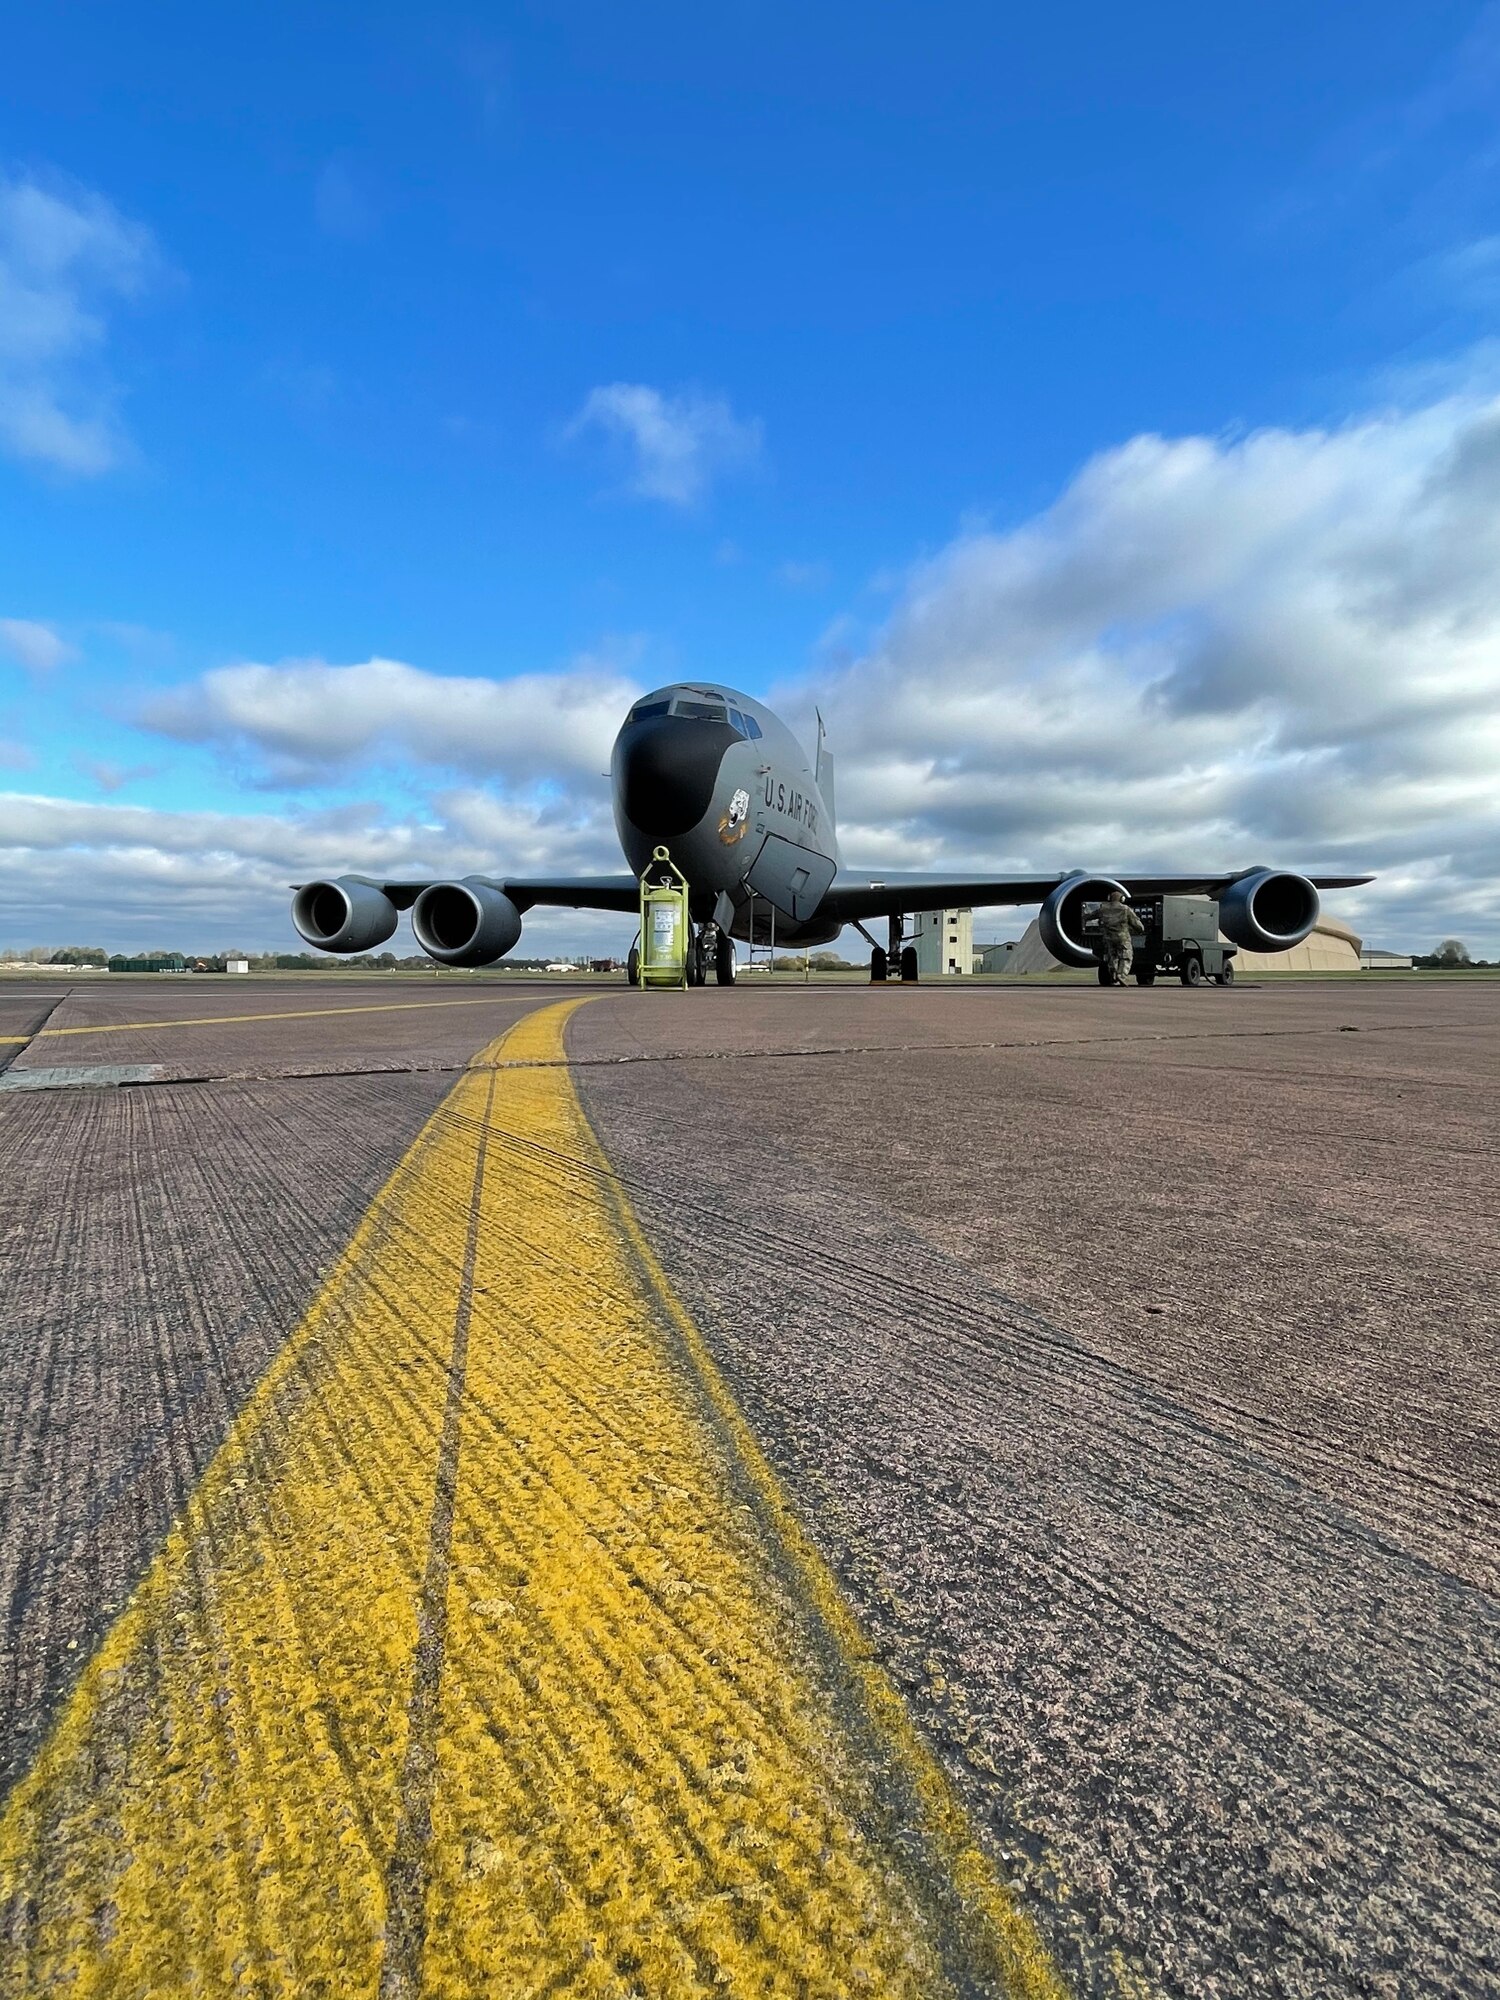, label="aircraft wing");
[364,875,643,915]
[821,870,1373,923]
